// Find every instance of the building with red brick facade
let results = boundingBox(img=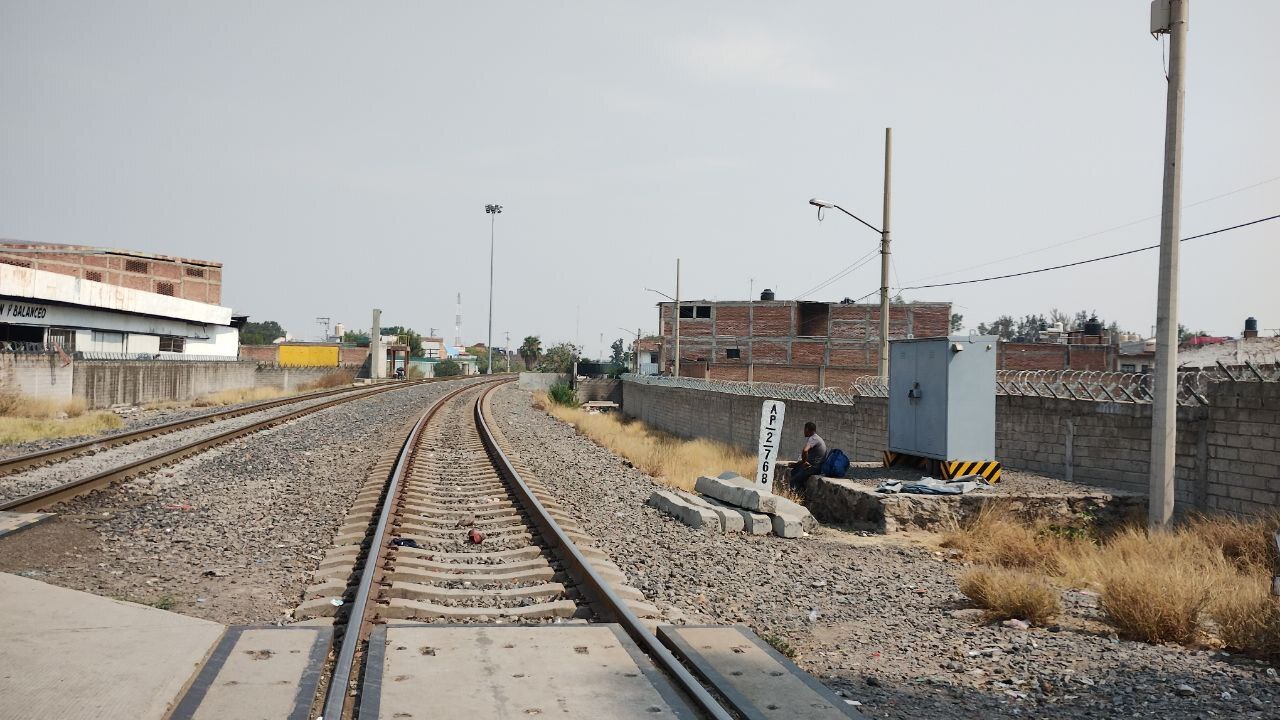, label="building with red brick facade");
[0,241,222,304]
[655,299,952,388]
